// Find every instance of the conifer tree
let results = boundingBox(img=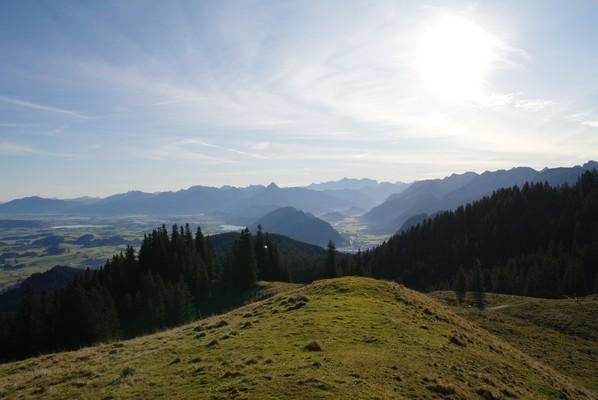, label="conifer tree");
[232,228,257,291]
[470,261,485,310]
[266,237,290,282]
[195,227,216,280]
[561,261,587,297]
[453,266,466,304]
[350,249,366,276]
[254,225,269,280]
[171,224,180,251]
[173,280,195,324]
[326,240,337,278]
[184,224,194,249]
[15,284,39,352]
